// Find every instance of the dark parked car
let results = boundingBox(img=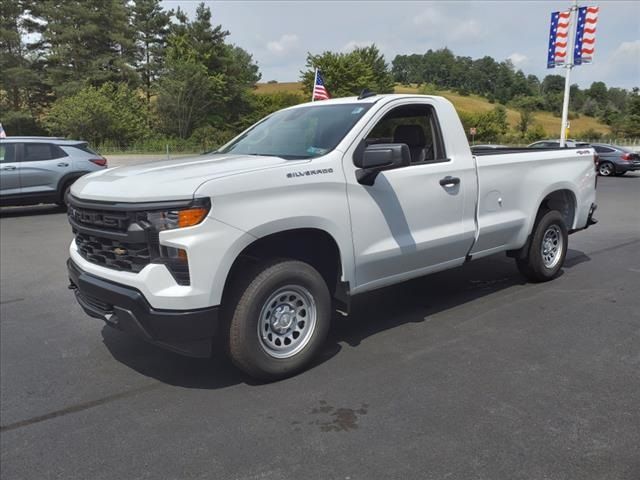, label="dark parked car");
[528,139,591,149]
[590,143,640,176]
[0,137,107,207]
